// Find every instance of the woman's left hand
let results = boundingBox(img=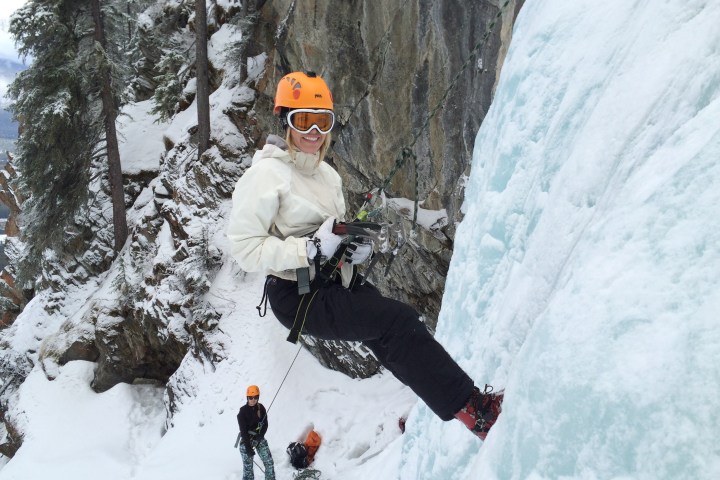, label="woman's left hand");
[345,241,374,264]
